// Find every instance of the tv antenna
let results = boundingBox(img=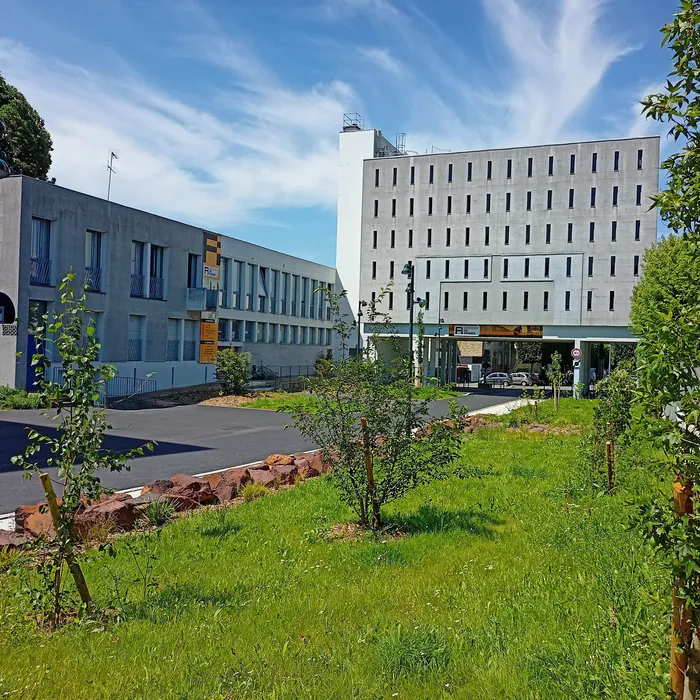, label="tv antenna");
[106,151,119,201]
